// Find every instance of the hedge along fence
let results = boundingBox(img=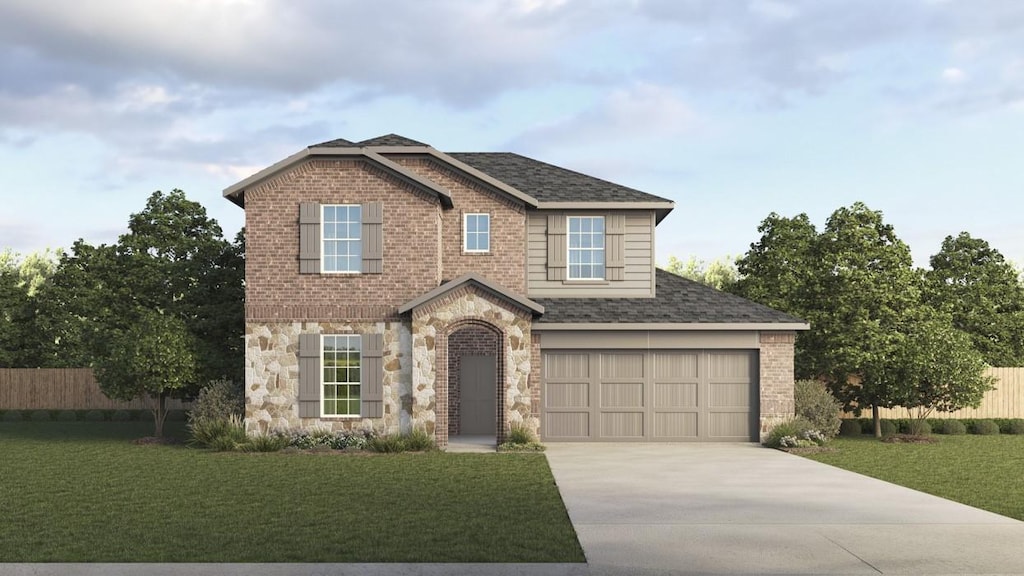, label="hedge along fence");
[847,367,1024,420]
[0,368,192,411]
